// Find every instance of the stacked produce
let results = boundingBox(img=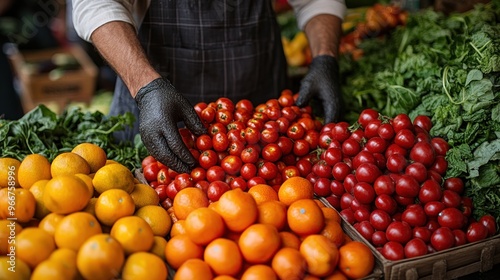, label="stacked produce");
[338,1,500,225]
